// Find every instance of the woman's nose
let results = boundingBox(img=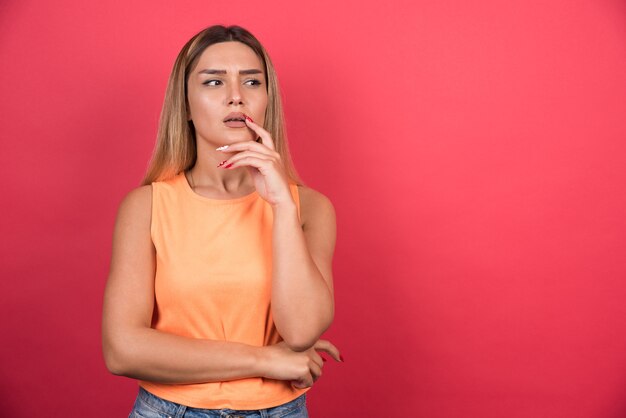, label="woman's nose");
[227,83,244,105]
